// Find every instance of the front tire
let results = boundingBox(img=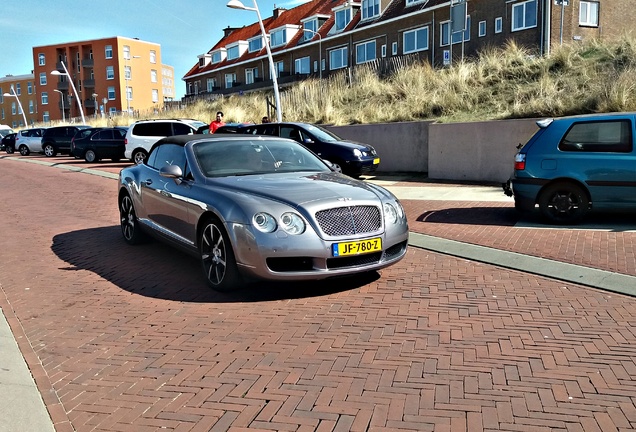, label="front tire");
[85,149,97,163]
[119,193,146,245]
[5,145,14,154]
[538,182,589,224]
[43,143,57,157]
[19,145,30,156]
[199,217,242,292]
[132,149,148,164]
